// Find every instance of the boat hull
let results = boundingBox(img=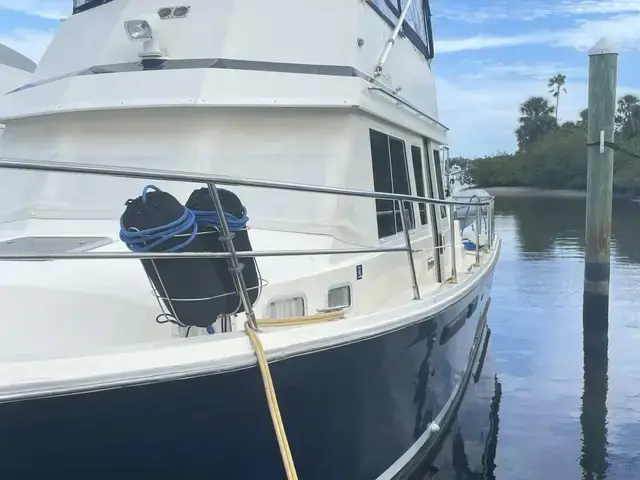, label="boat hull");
[0,271,494,480]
